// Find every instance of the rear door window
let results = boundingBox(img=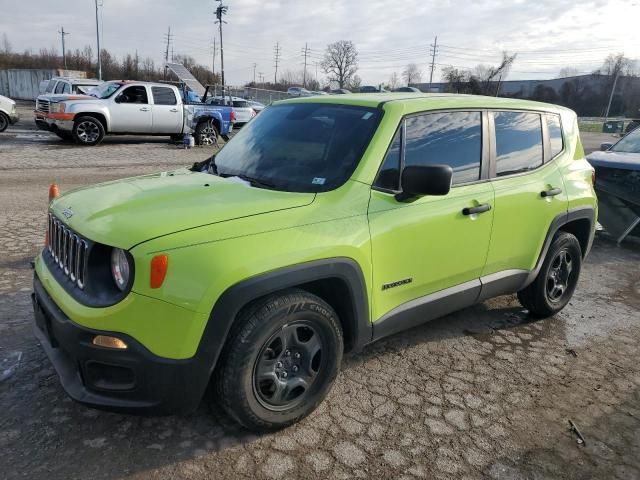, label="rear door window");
[494,111,543,176]
[151,87,177,105]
